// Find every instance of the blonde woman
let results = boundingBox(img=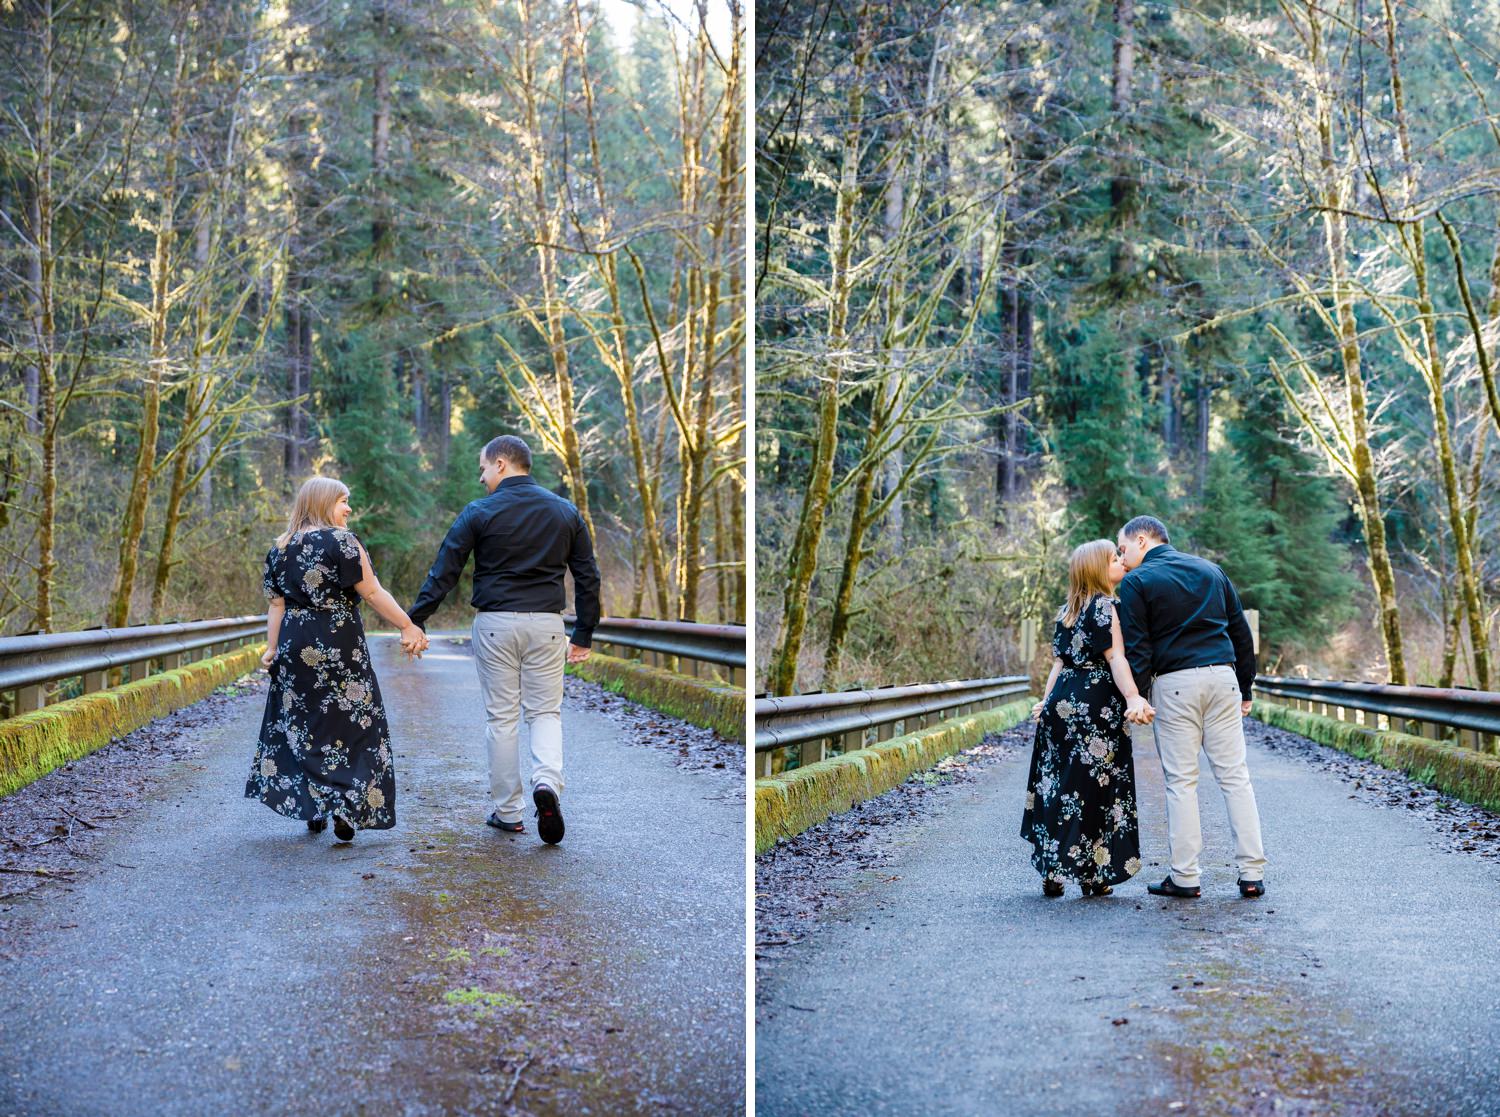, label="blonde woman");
[245,477,428,841]
[1020,539,1151,897]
